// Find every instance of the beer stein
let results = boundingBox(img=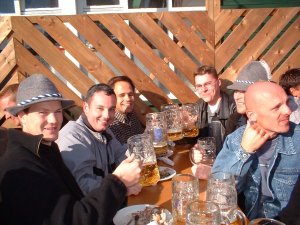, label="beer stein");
[186,200,230,225]
[249,218,285,225]
[181,103,199,138]
[145,112,168,157]
[190,137,216,166]
[161,104,183,142]
[206,172,247,225]
[127,133,160,187]
[172,174,199,224]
